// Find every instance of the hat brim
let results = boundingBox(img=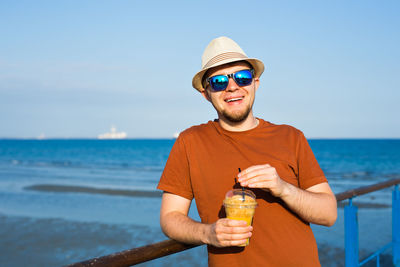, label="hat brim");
[192,58,265,92]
